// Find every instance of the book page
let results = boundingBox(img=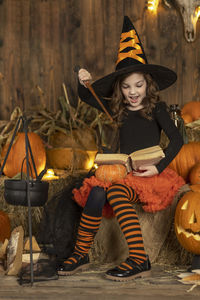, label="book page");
[94,153,128,164]
[129,145,165,170]
[131,155,165,171]
[94,153,132,173]
[130,145,164,160]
